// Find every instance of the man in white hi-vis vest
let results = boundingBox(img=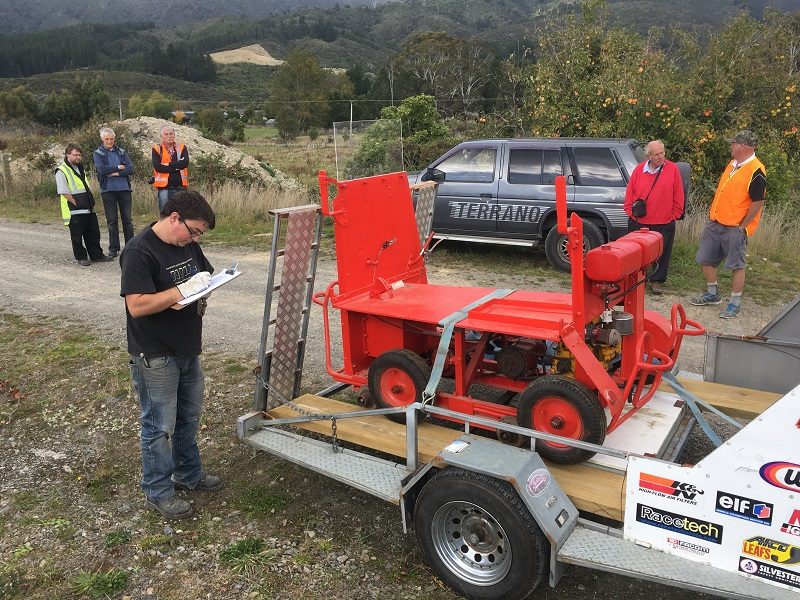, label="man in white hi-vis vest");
[54,143,113,267]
